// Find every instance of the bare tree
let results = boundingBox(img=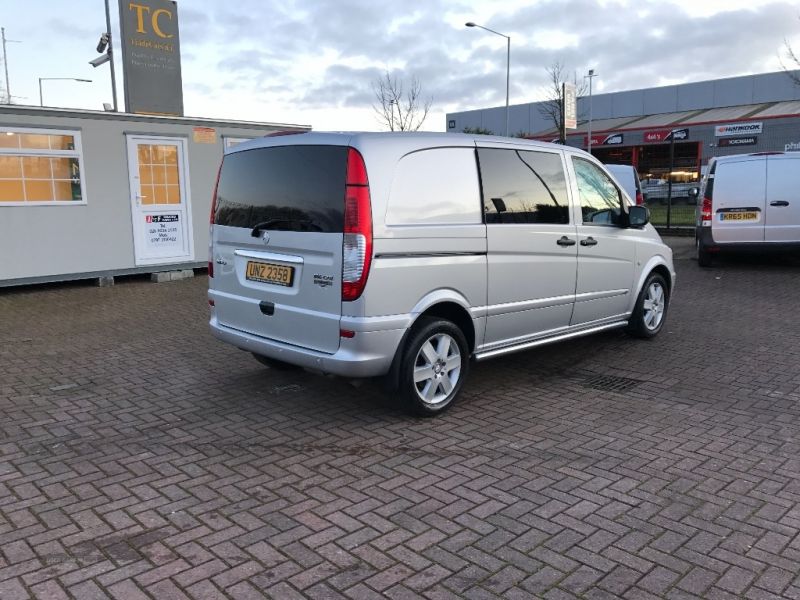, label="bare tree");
[782,38,800,86]
[372,71,432,131]
[538,62,587,143]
